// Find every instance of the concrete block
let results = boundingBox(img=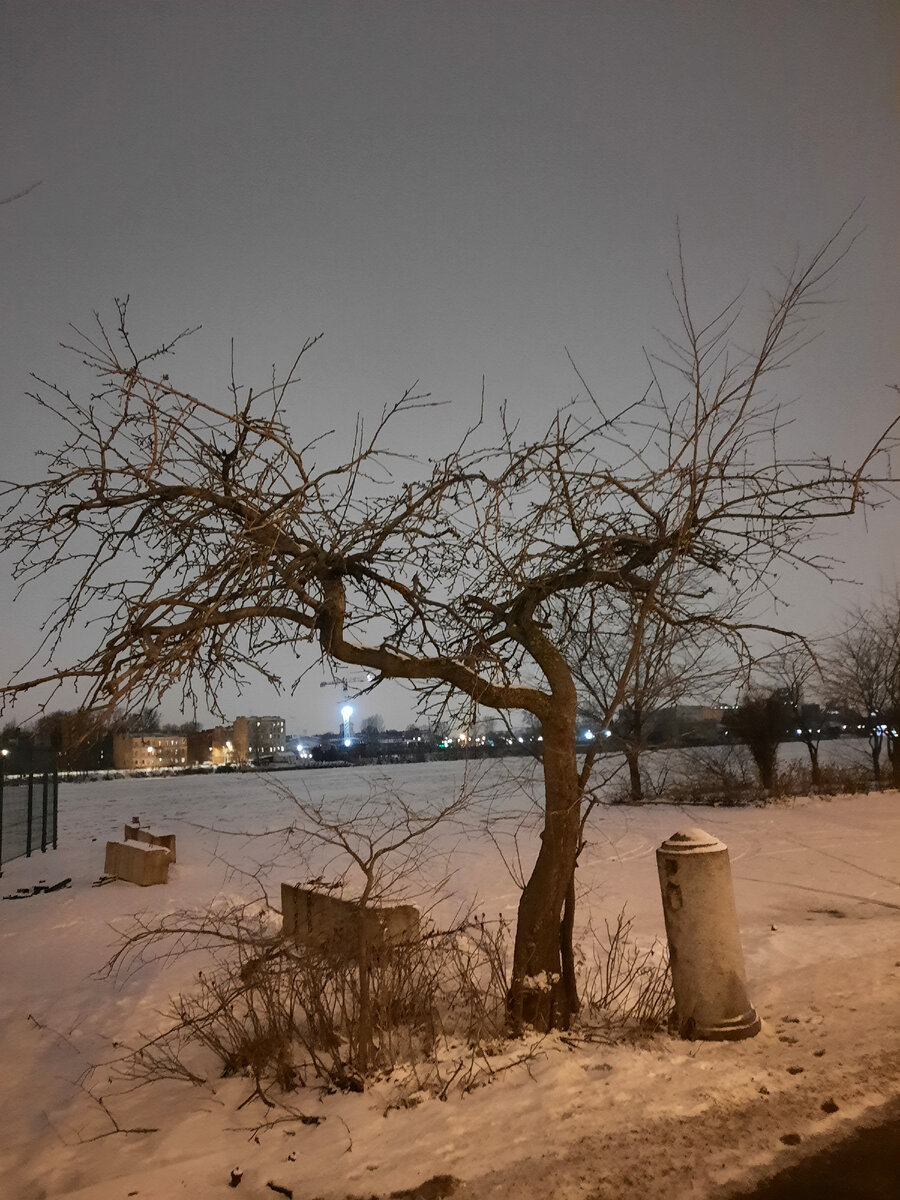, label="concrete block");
[124,823,176,862]
[281,883,419,956]
[105,840,170,886]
